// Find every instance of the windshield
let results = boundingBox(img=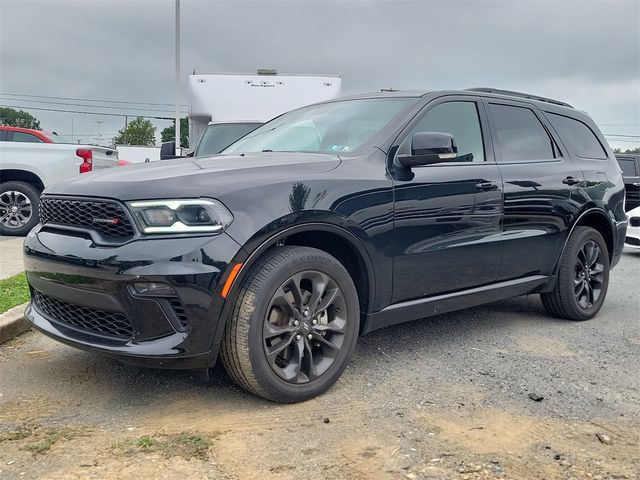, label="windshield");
[223,98,410,154]
[195,123,262,157]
